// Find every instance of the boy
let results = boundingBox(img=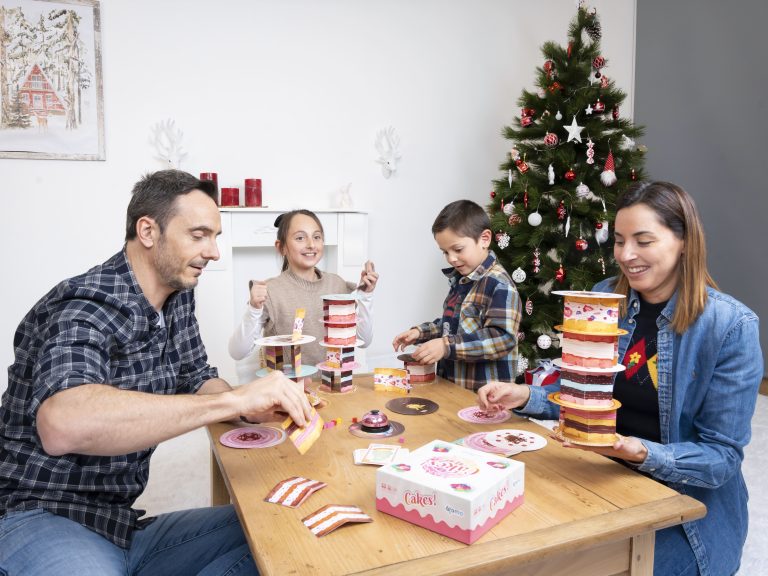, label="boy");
[392,199,520,391]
